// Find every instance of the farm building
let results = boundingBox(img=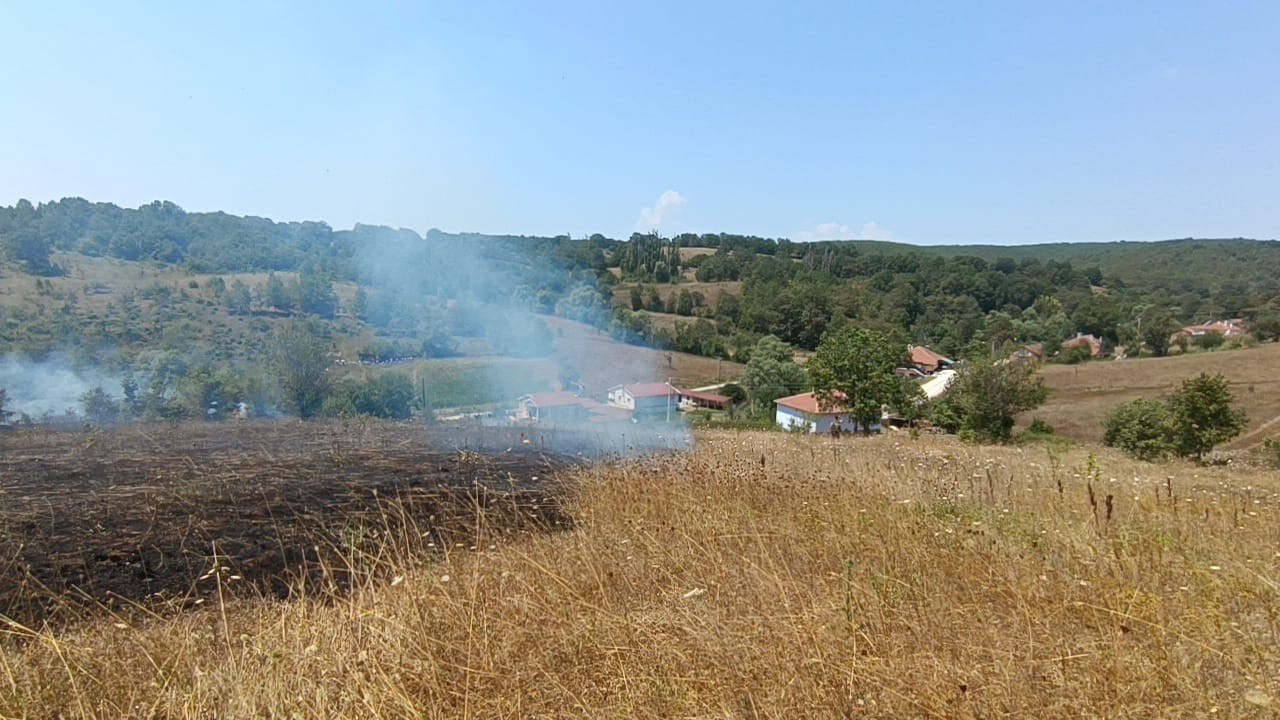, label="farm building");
[607,383,679,419]
[515,392,634,424]
[515,392,591,423]
[677,388,731,411]
[775,391,878,434]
